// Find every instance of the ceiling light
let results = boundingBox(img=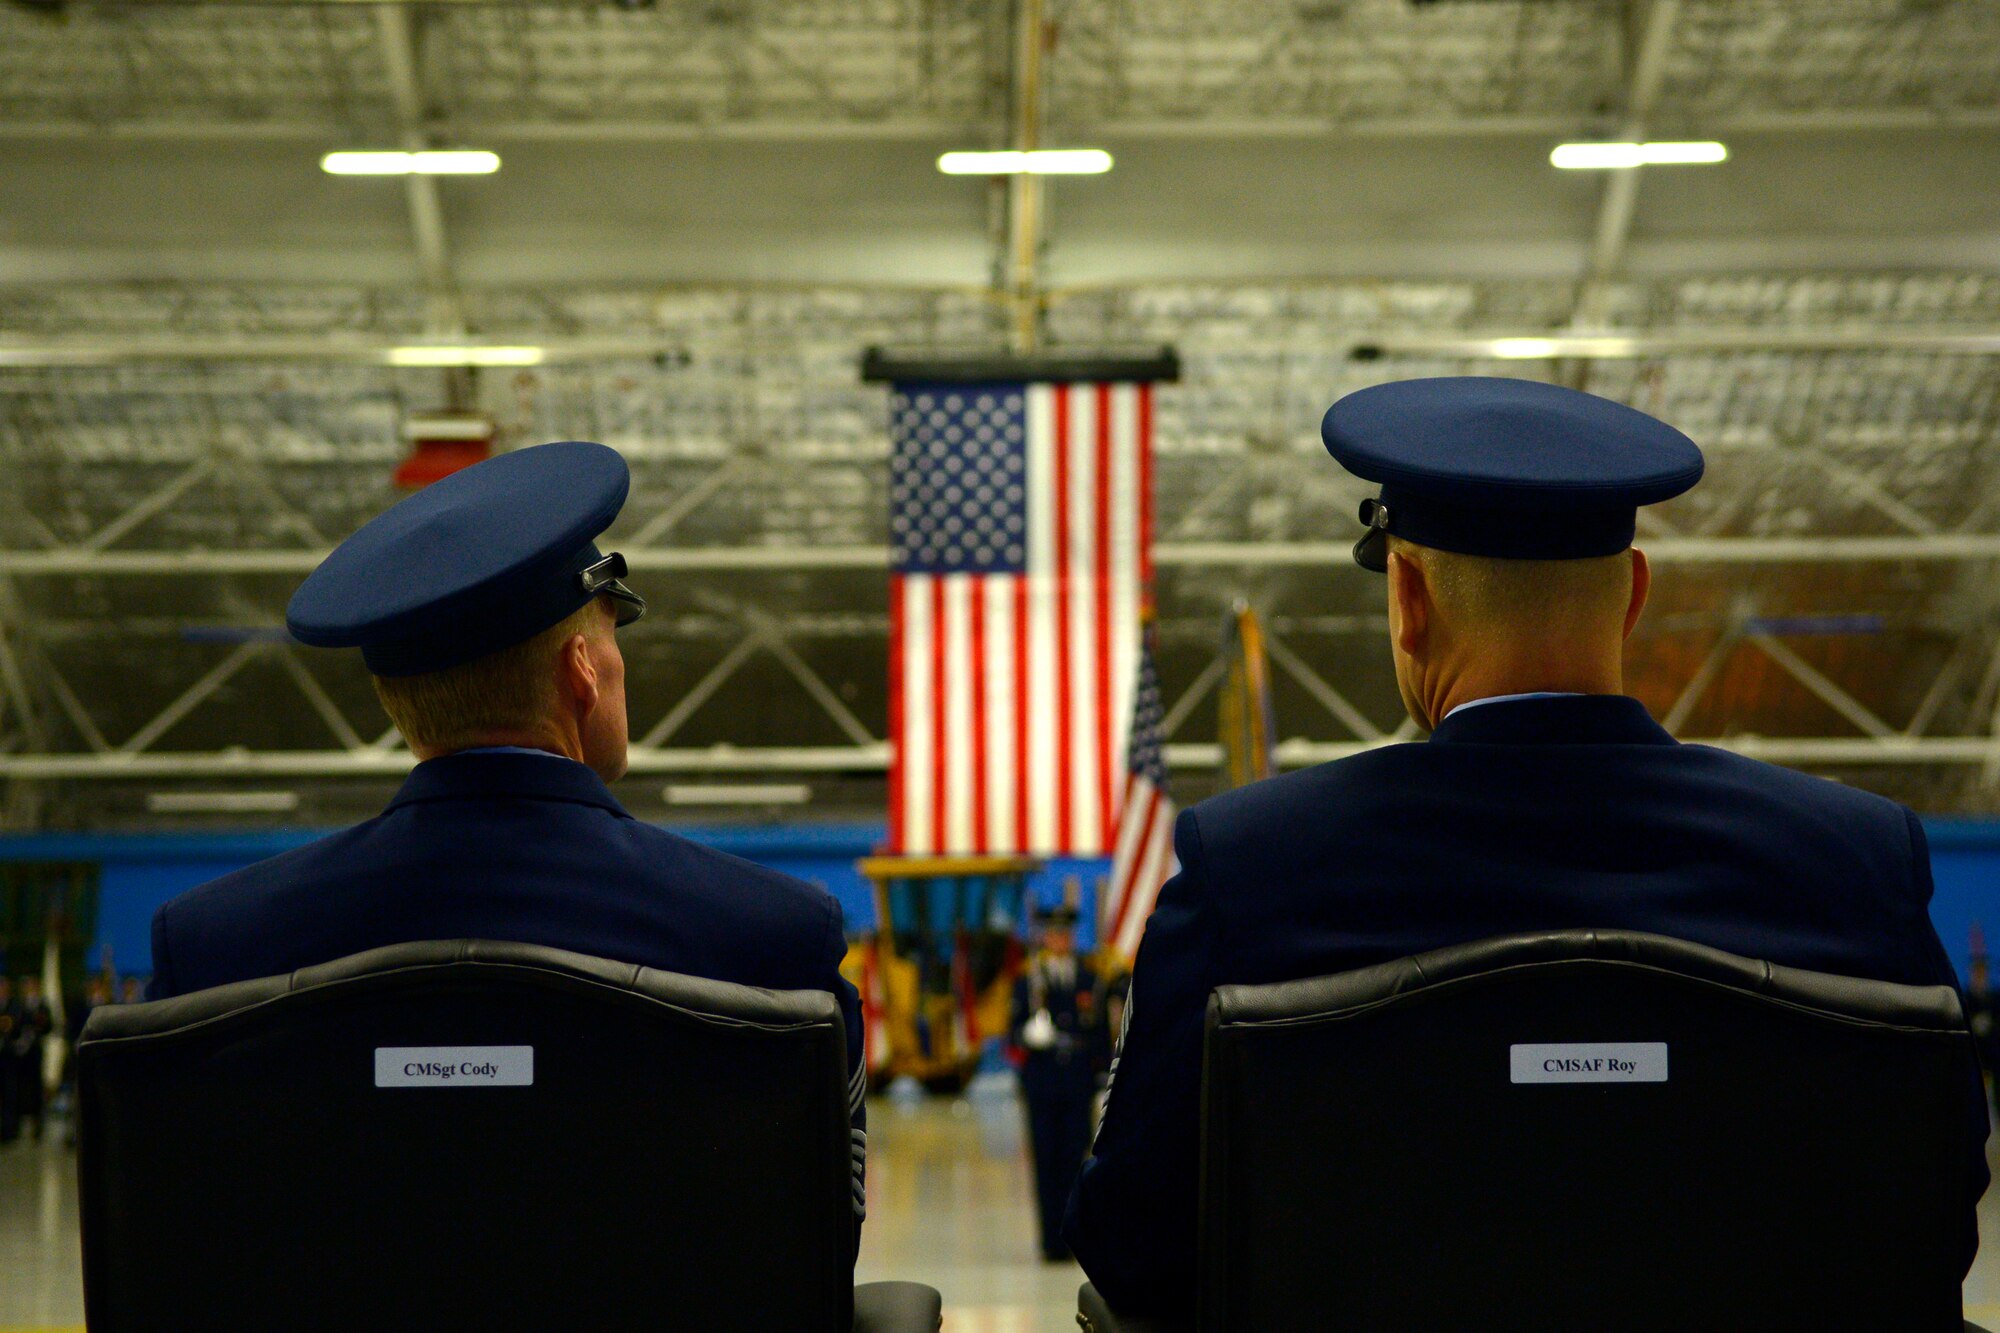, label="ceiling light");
[1487,338,1562,359]
[322,150,501,176]
[1550,141,1727,170]
[147,791,300,814]
[1637,140,1728,165]
[664,783,813,806]
[937,149,1114,176]
[386,345,544,367]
